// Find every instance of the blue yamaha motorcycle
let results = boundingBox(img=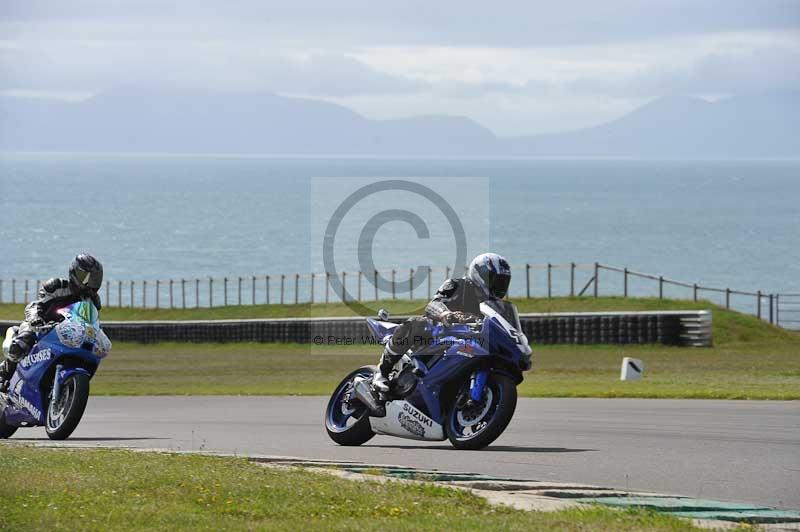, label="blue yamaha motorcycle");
[0,299,111,440]
[325,300,532,450]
